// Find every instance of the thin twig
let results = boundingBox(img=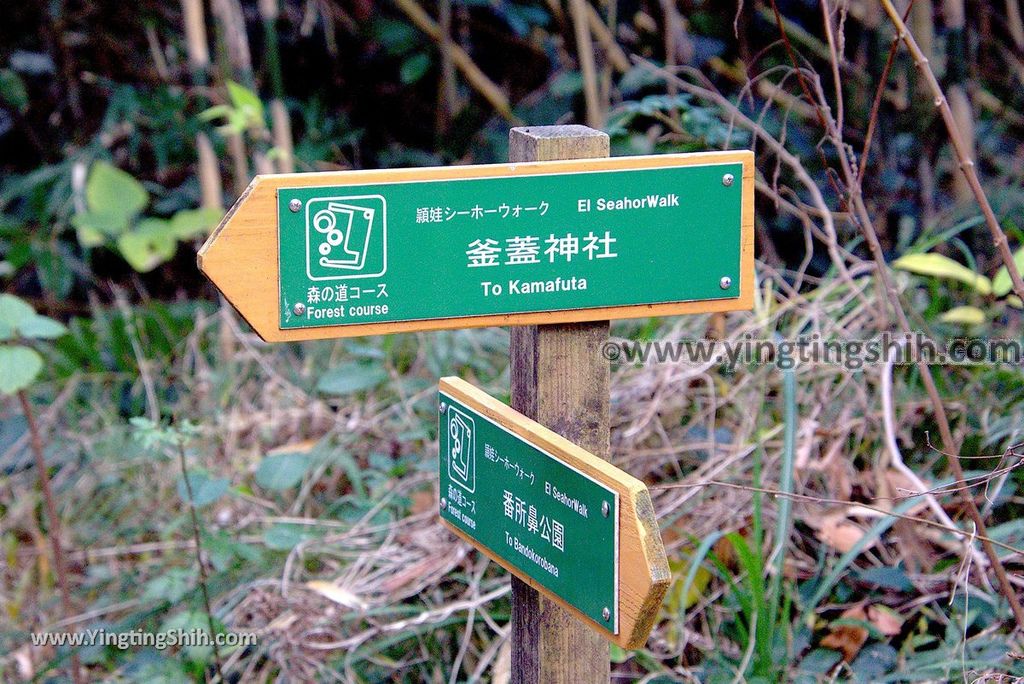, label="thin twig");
[174,437,226,679]
[19,391,83,684]
[880,0,1024,301]
[652,478,1024,558]
[805,18,1024,624]
[857,2,908,186]
[881,356,989,571]
[632,58,861,292]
